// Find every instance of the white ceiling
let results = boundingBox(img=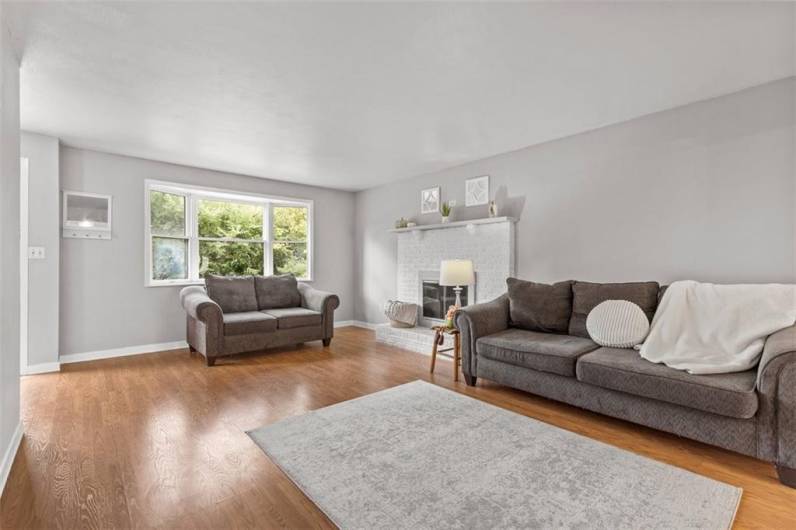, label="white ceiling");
[6,2,794,191]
